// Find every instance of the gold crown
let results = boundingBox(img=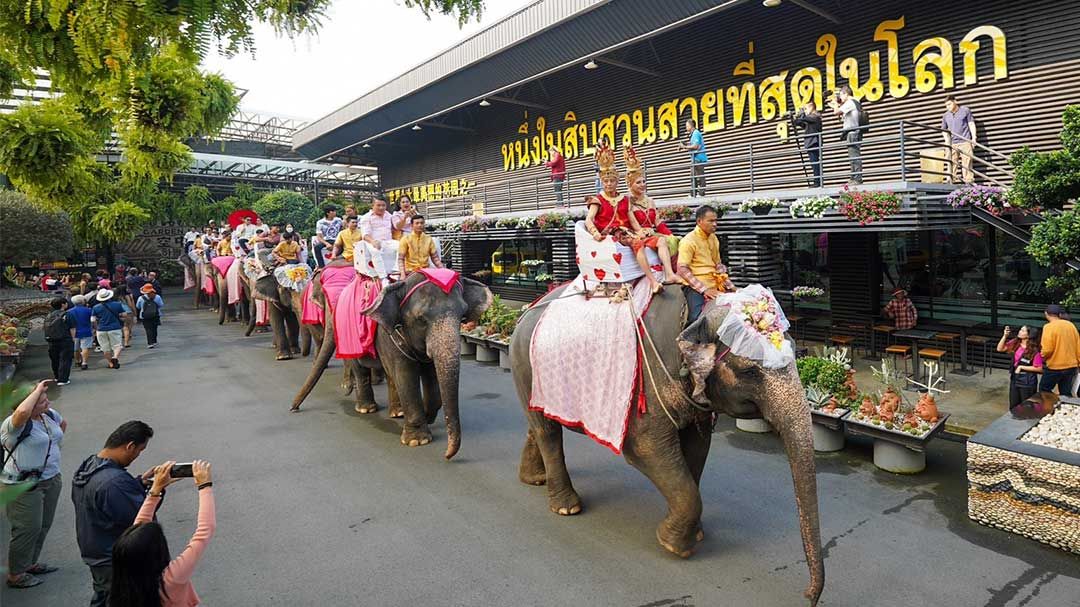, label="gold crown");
[596,142,617,178]
[624,145,642,174]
